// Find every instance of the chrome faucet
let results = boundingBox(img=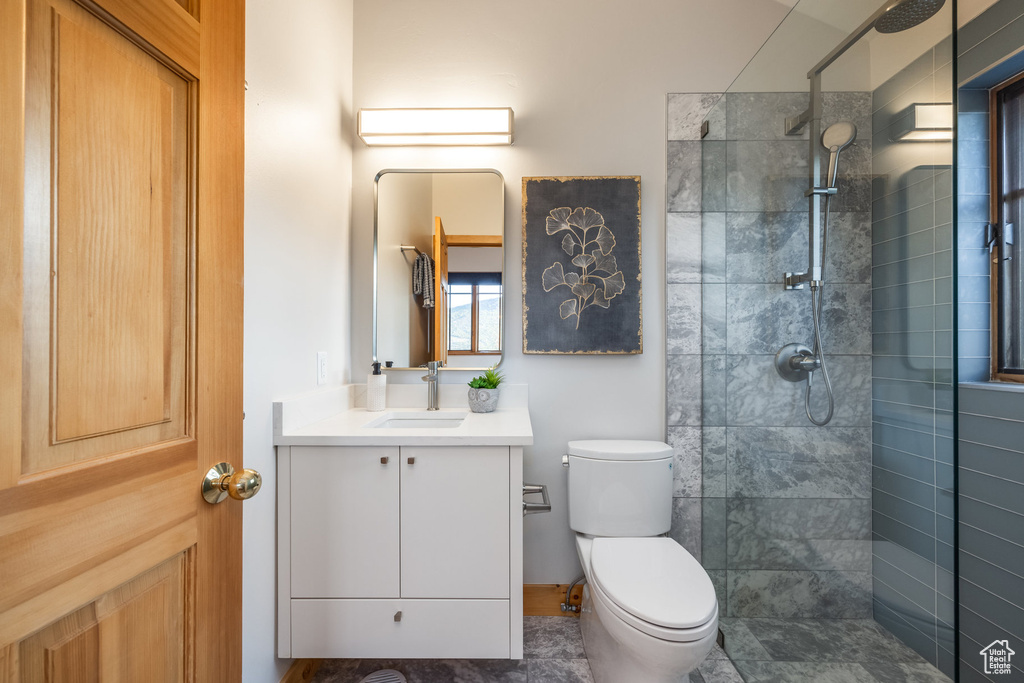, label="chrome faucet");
[421,360,443,411]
